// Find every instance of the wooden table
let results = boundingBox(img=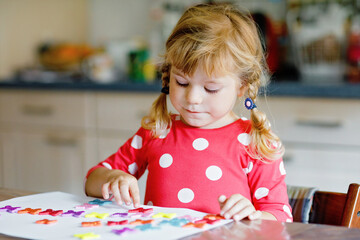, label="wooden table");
[1,188,360,240]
